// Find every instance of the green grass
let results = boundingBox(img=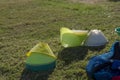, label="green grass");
[0,0,120,80]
